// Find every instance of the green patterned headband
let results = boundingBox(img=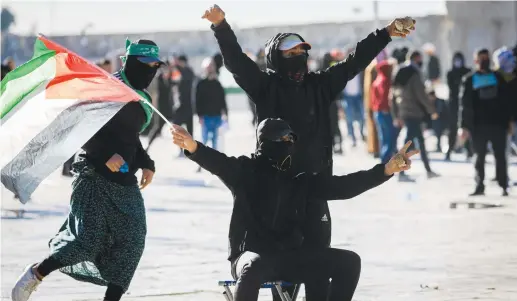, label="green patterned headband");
[120,38,161,64]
